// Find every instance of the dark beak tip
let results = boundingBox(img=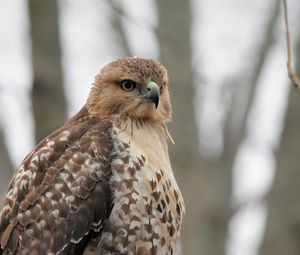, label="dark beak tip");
[149,94,159,109]
[146,81,160,109]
